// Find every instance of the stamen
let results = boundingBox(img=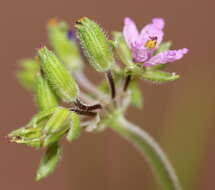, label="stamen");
[145,36,157,49]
